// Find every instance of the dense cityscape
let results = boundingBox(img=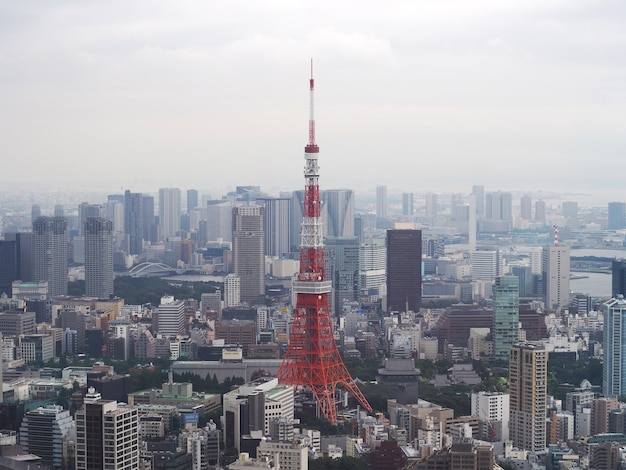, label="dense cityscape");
[2,163,626,470]
[3,2,626,470]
